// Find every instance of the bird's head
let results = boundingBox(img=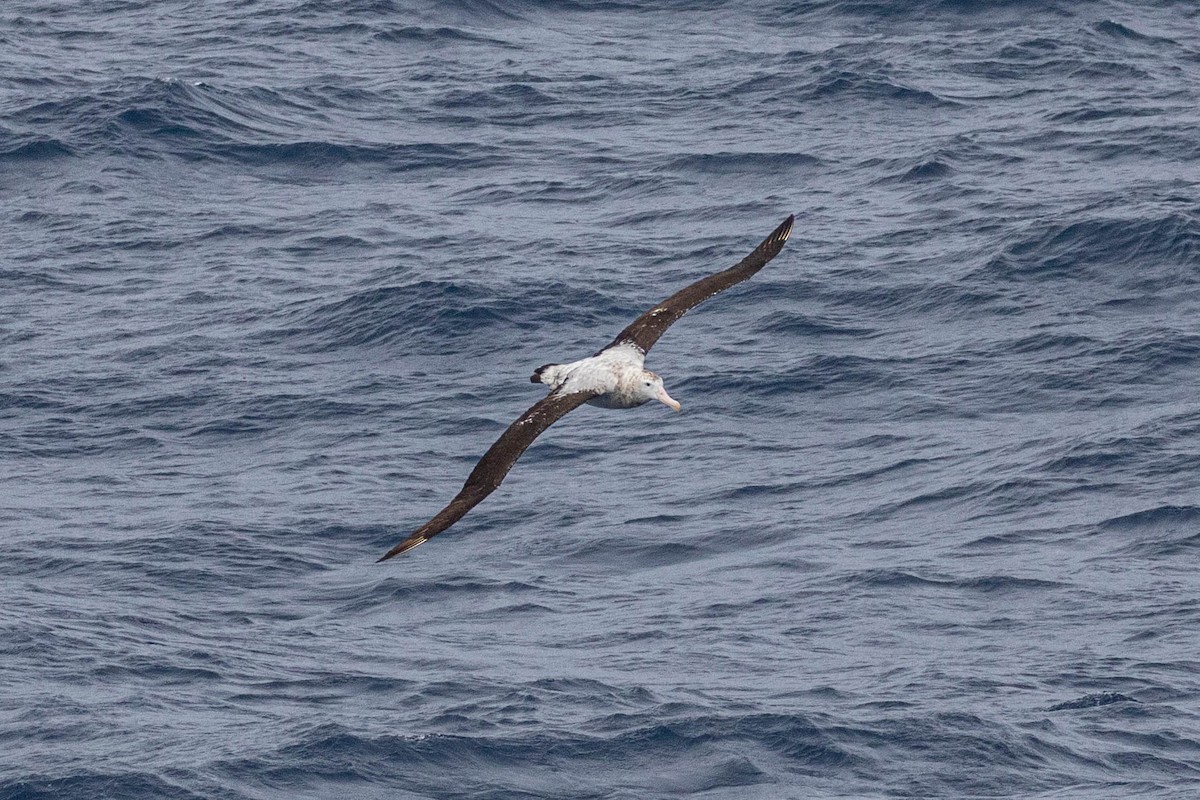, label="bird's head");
[640,371,681,412]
